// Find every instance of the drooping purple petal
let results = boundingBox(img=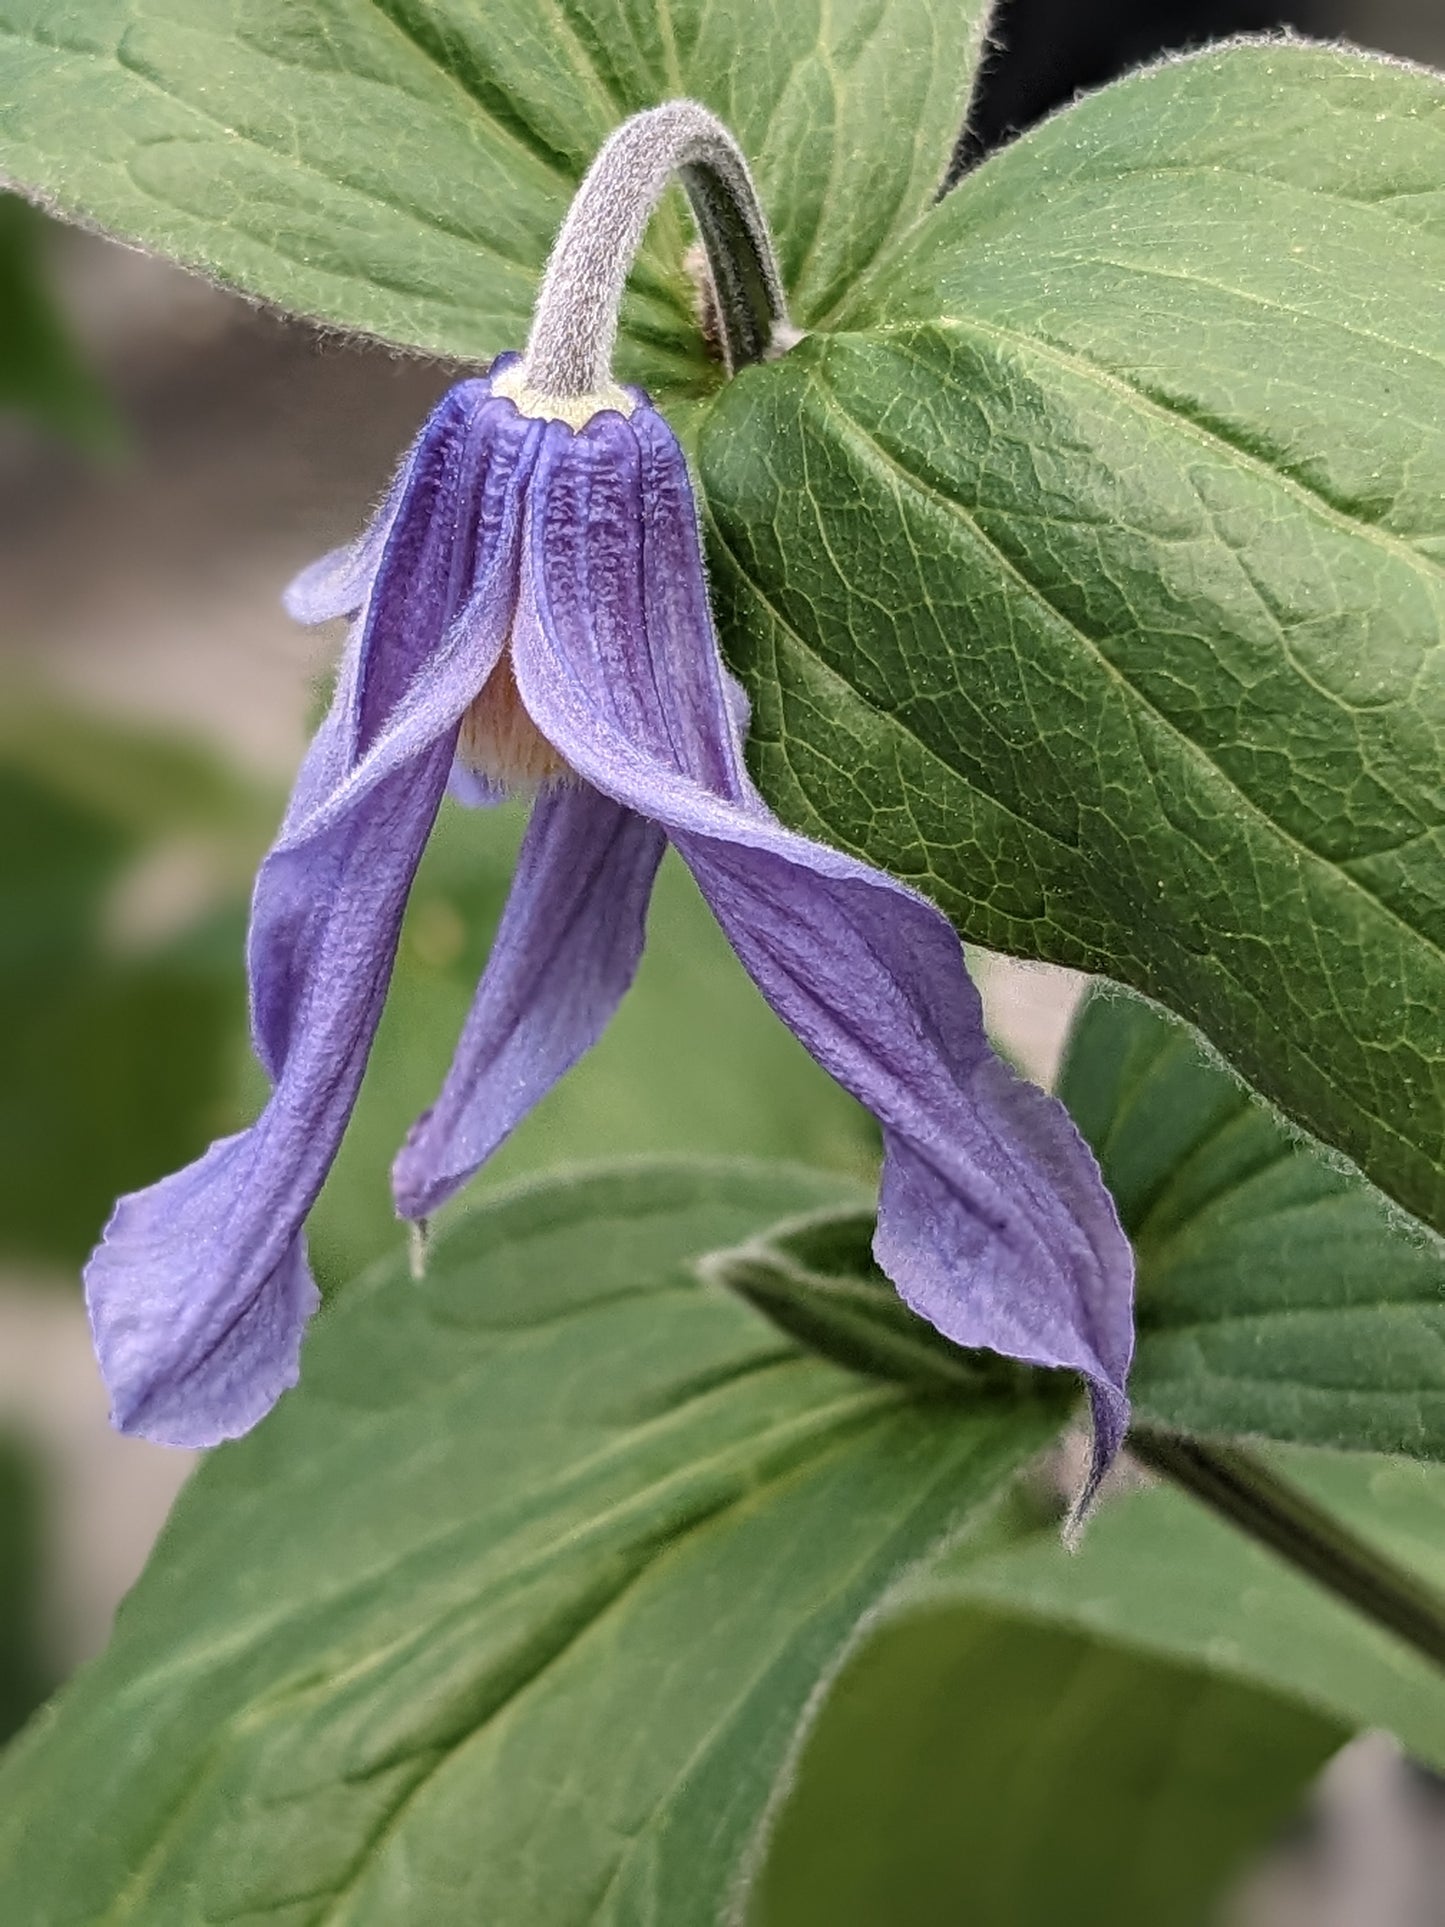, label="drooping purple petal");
[84,745,453,1445]
[510,408,1135,1463]
[664,827,1132,1480]
[85,384,541,1446]
[392,783,665,1220]
[251,392,542,1079]
[874,1060,1130,1507]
